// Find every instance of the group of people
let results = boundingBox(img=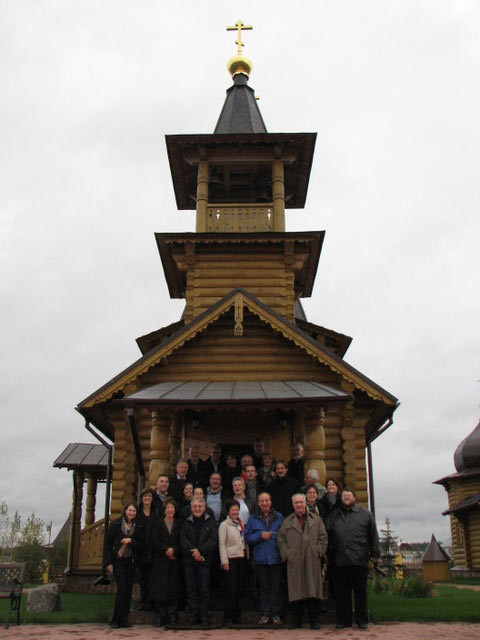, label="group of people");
[103,440,380,630]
